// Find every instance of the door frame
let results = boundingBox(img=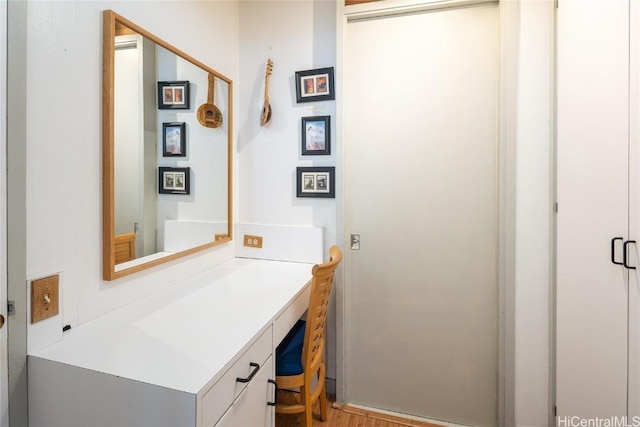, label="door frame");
[335,1,555,426]
[7,0,28,425]
[0,0,8,423]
